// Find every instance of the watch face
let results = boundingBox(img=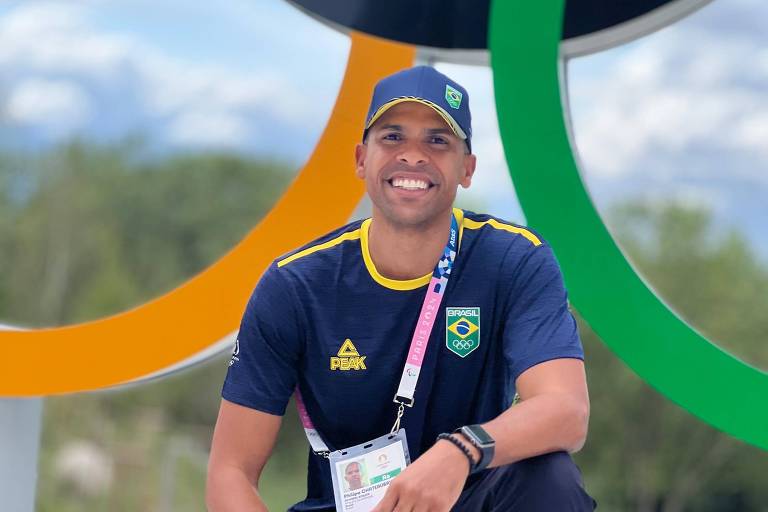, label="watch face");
[465,425,494,446]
